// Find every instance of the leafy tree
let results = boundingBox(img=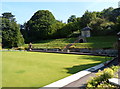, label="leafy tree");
[80,10,97,28]
[51,20,66,38]
[26,10,56,42]
[2,12,15,22]
[58,21,80,38]
[114,16,120,33]
[1,13,24,48]
[101,7,114,19]
[20,22,29,43]
[67,15,77,23]
[89,18,115,36]
[100,7,116,23]
[110,8,120,22]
